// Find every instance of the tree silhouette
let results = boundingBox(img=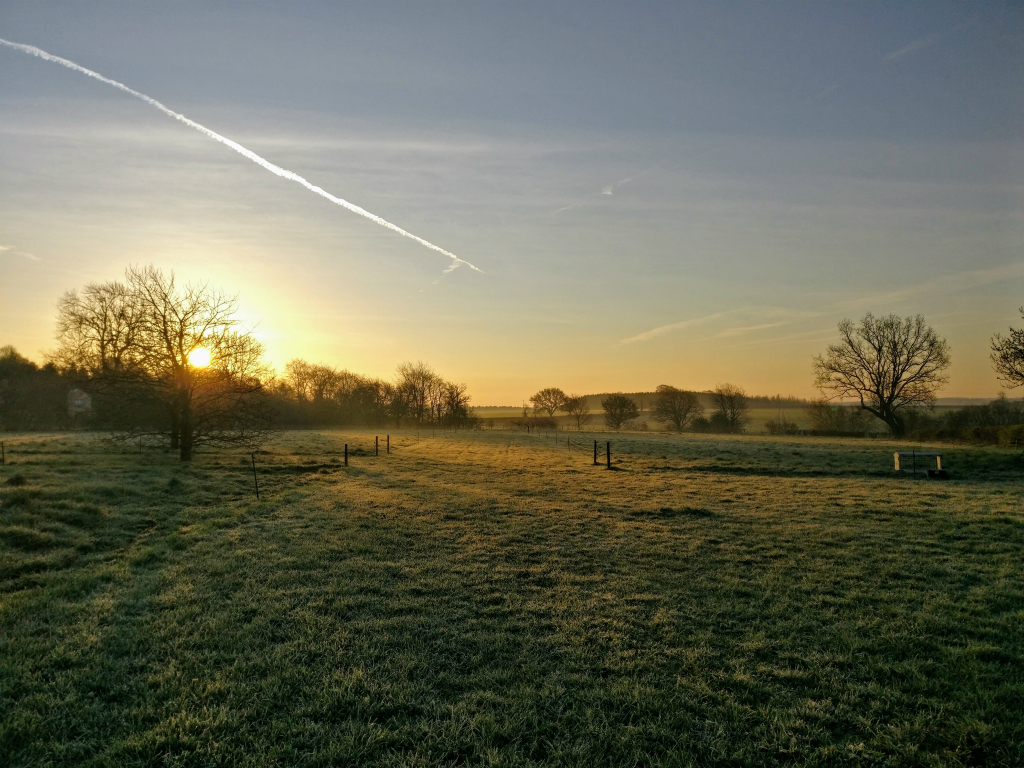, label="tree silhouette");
[991,308,1024,388]
[601,394,639,430]
[563,395,591,430]
[531,387,567,417]
[652,385,703,432]
[712,384,750,434]
[814,313,950,438]
[53,265,271,460]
